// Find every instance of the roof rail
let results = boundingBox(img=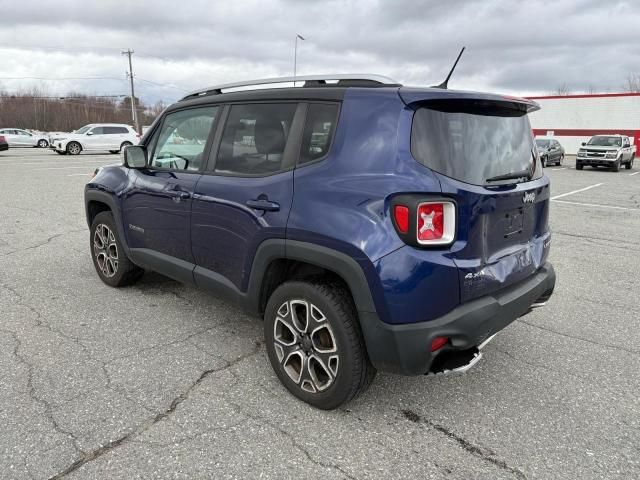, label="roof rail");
[180,74,401,101]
